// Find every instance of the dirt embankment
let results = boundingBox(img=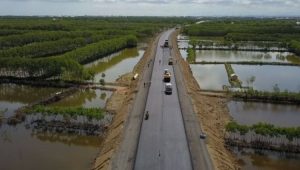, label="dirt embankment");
[171,31,239,170]
[92,34,160,170]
